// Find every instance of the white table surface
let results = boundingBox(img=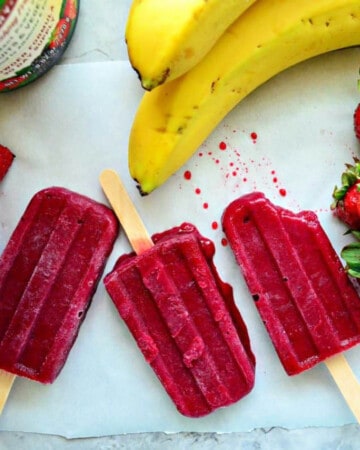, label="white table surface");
[1,0,360,447]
